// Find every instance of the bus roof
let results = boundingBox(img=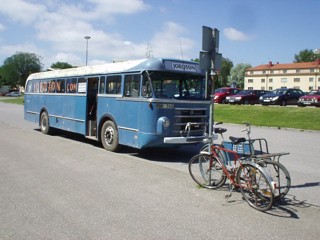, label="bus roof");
[27,58,202,80]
